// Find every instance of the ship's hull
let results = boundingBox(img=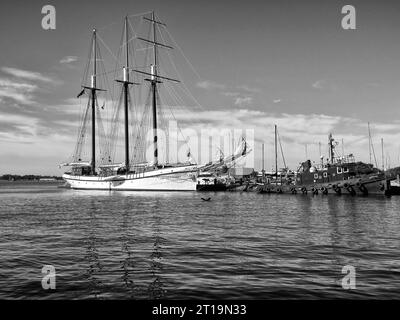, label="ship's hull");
[257,176,391,196]
[63,165,198,191]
